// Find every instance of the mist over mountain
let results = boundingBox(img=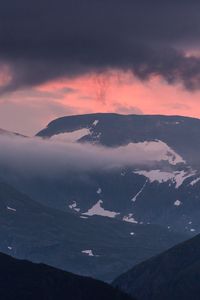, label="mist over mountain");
[37,113,200,167]
[35,114,200,234]
[1,112,200,291]
[0,132,175,176]
[1,113,200,235]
